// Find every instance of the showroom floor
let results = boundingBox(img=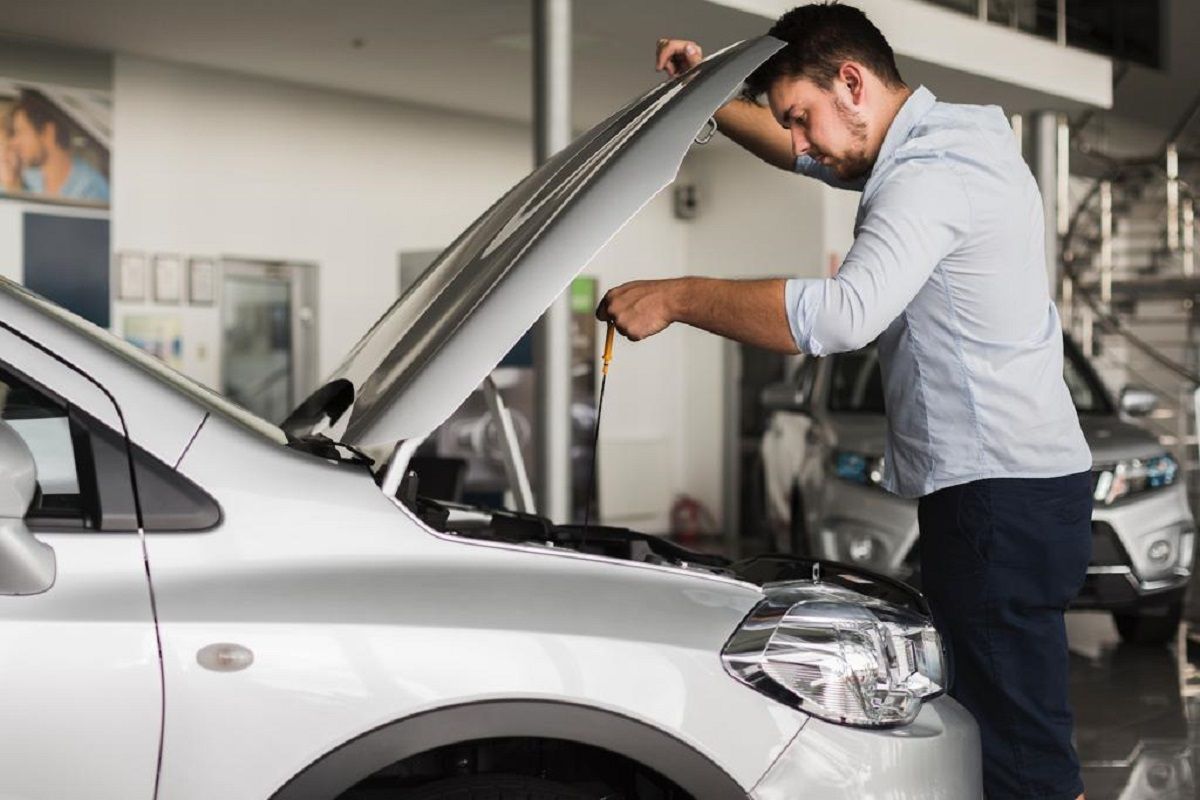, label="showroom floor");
[1067,612,1199,799]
